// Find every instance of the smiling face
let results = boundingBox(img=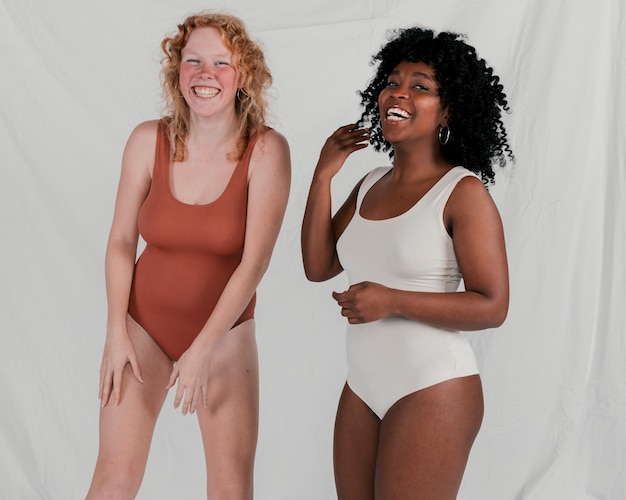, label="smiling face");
[179,26,239,121]
[378,60,448,147]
